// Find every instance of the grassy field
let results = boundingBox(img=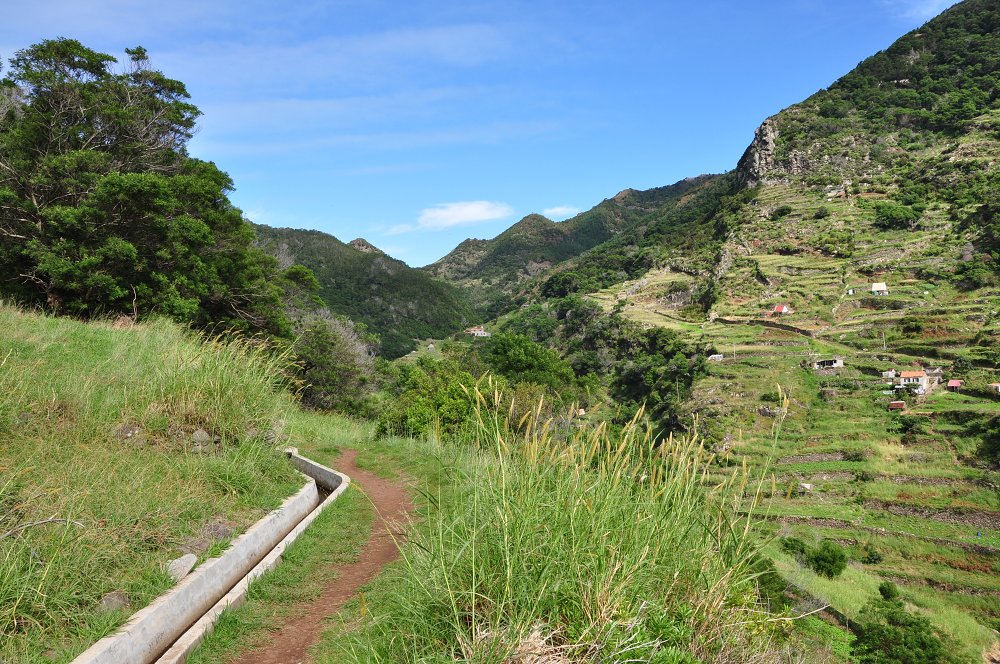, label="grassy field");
[0,305,305,664]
